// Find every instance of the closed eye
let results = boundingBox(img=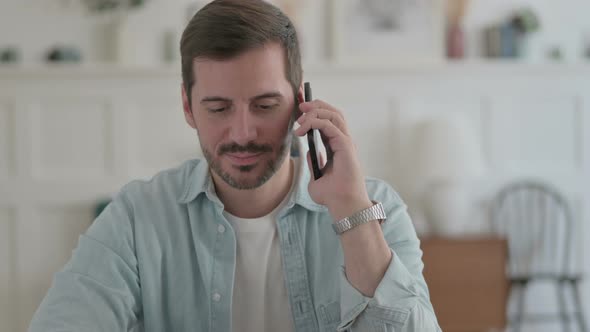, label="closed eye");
[257,104,278,111]
[208,107,227,113]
